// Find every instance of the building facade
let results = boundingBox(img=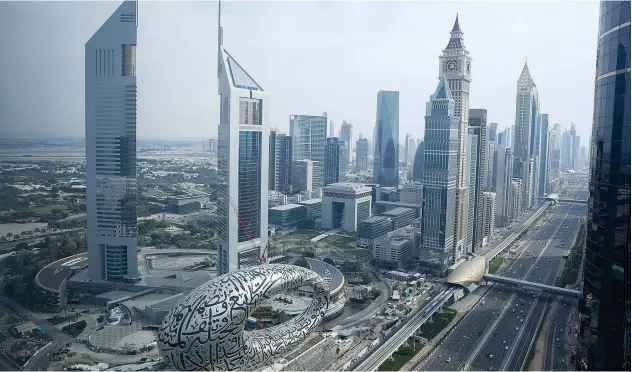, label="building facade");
[548,123,562,192]
[373,91,400,186]
[216,18,270,274]
[538,114,549,197]
[290,114,327,186]
[356,137,369,171]
[577,1,631,370]
[482,191,496,244]
[291,160,319,193]
[412,141,425,182]
[465,129,478,254]
[419,77,459,273]
[339,121,353,171]
[509,178,523,220]
[321,183,372,232]
[488,122,497,143]
[400,182,423,205]
[494,146,513,227]
[513,62,539,212]
[404,133,416,166]
[85,0,139,281]
[276,134,292,193]
[468,108,487,252]
[324,137,347,186]
[439,15,472,264]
